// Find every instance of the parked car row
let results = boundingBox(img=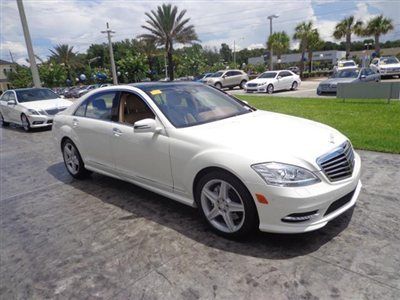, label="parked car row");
[55,83,113,98]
